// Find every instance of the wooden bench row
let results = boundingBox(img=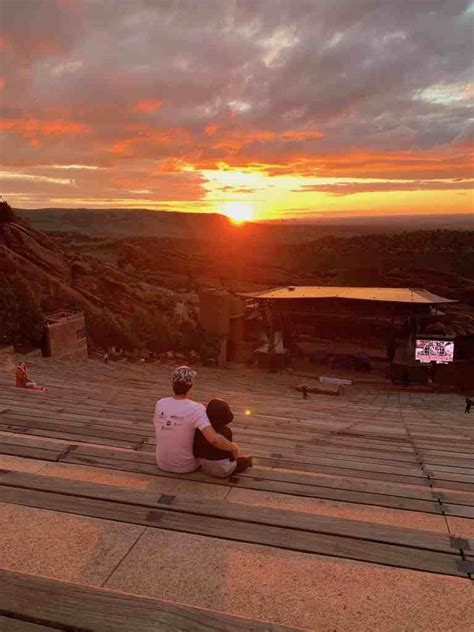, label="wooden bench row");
[3,403,473,472]
[0,470,471,577]
[0,433,473,517]
[0,569,294,631]
[3,395,472,444]
[3,418,473,492]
